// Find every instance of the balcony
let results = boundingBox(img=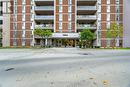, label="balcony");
[34,0,54,1]
[35,24,54,29]
[77,24,97,30]
[77,0,97,6]
[78,6,97,11]
[35,6,54,11]
[77,15,97,20]
[35,15,54,20]
[34,0,54,6]
[77,0,97,1]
